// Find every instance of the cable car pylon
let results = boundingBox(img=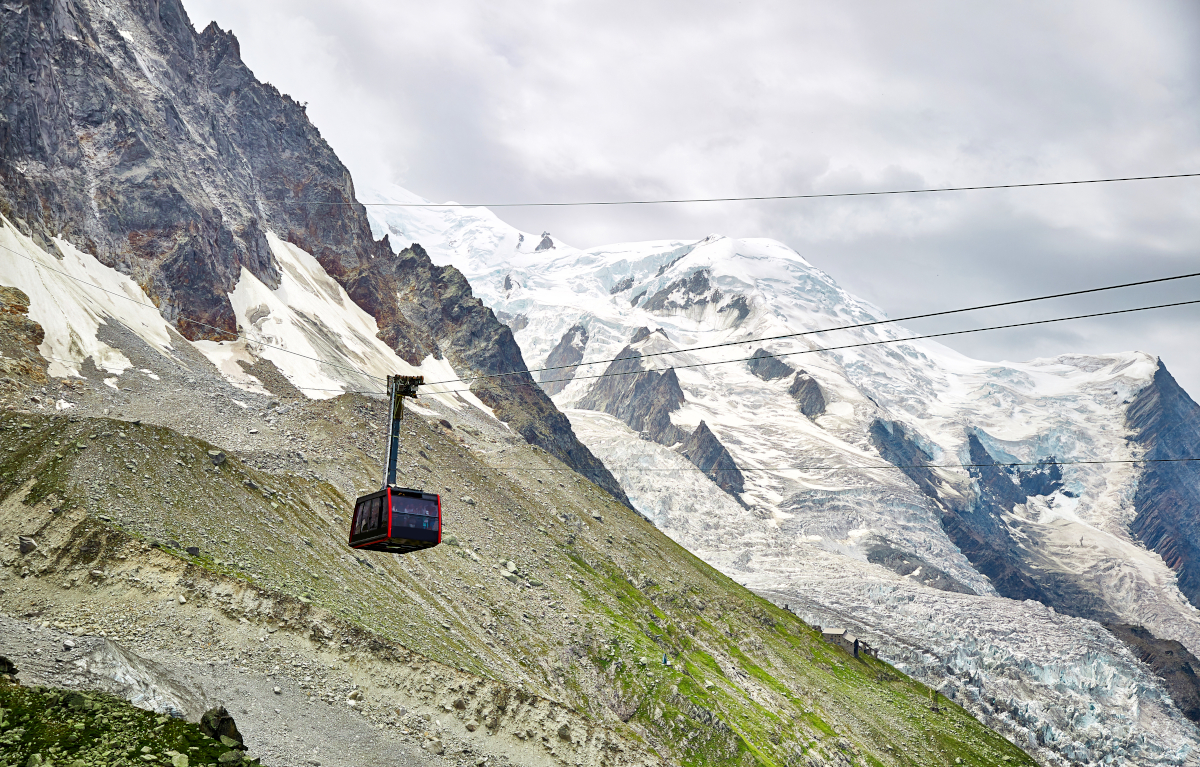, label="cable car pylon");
[347,375,442,553]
